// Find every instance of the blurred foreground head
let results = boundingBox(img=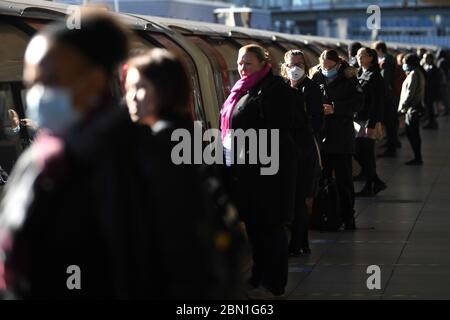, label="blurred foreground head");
[125,48,192,126]
[23,8,129,133]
